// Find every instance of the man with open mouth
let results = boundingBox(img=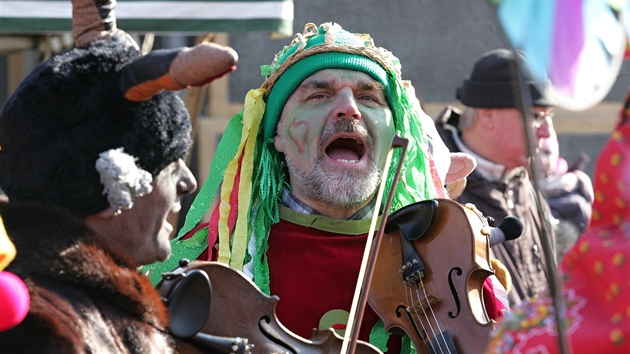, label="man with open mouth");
[164,22,505,354]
